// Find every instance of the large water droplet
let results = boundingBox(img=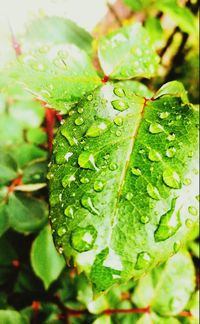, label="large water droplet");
[140,216,150,224]
[114,116,123,126]
[94,181,104,192]
[147,183,161,200]
[149,123,164,134]
[111,100,129,111]
[62,174,76,188]
[163,169,181,189]
[135,252,152,270]
[113,87,125,97]
[166,147,176,158]
[78,152,98,171]
[57,226,67,237]
[75,117,84,126]
[86,120,109,137]
[64,206,74,218]
[148,150,162,162]
[81,195,99,215]
[64,152,73,161]
[61,128,78,146]
[70,225,97,252]
[154,198,181,242]
[131,167,141,176]
[159,112,169,119]
[188,206,198,216]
